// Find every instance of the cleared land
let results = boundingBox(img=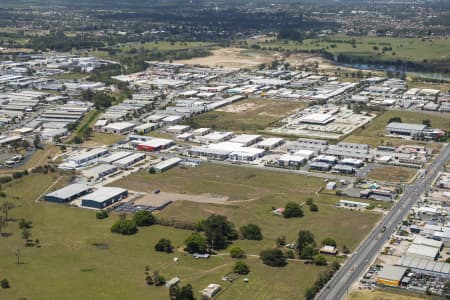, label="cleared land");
[175,47,279,69]
[344,110,450,147]
[186,98,307,132]
[113,163,381,254]
[0,172,328,300]
[82,132,124,147]
[367,165,417,183]
[258,36,450,63]
[349,289,437,300]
